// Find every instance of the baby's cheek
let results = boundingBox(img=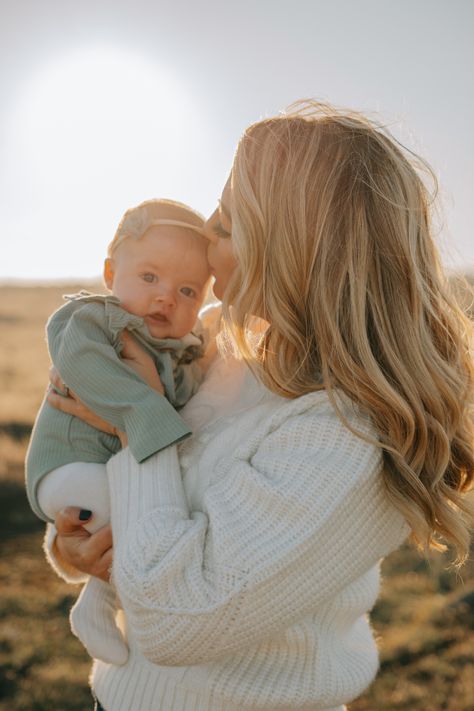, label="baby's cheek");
[121,298,146,318]
[186,303,201,327]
